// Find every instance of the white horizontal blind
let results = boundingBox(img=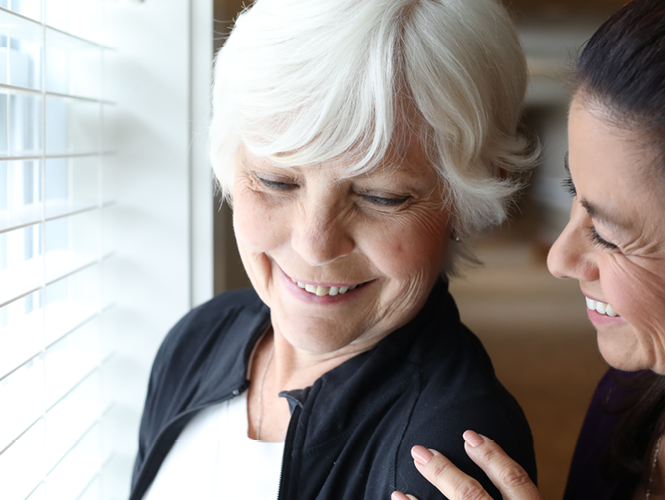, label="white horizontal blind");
[0,1,117,499]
